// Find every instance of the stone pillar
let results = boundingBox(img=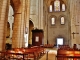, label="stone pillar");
[25,0,30,31]
[43,0,48,44]
[38,0,43,29]
[12,2,23,48]
[12,0,30,48]
[25,0,30,47]
[70,0,80,47]
[70,0,76,47]
[75,0,80,44]
[12,13,21,48]
[40,0,43,29]
[0,0,9,51]
[21,0,26,47]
